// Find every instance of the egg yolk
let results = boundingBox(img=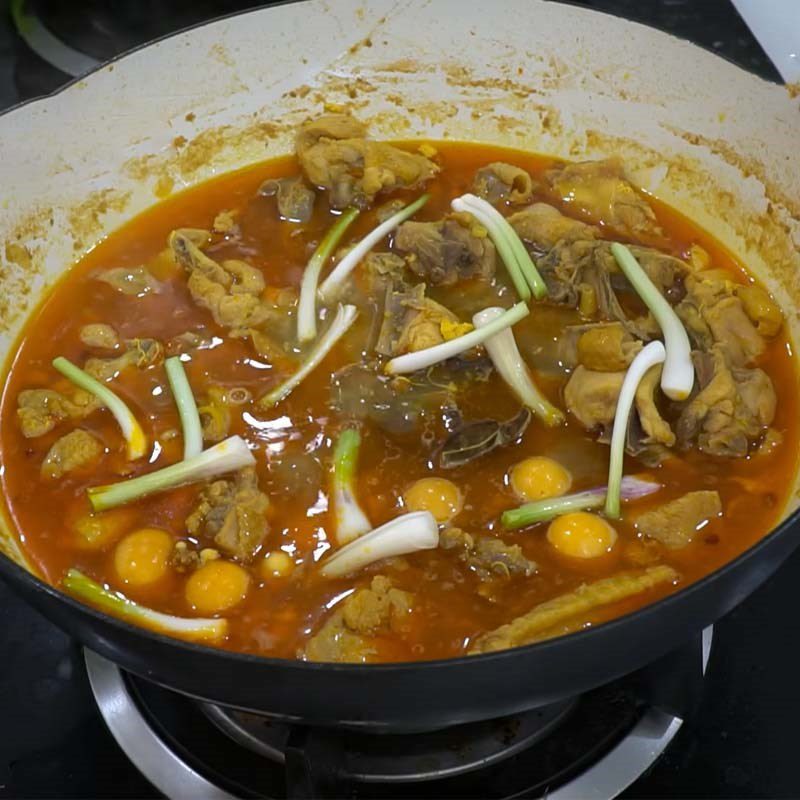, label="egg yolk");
[113,528,173,586]
[404,477,463,522]
[260,551,295,579]
[547,512,618,559]
[185,560,250,614]
[510,456,572,502]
